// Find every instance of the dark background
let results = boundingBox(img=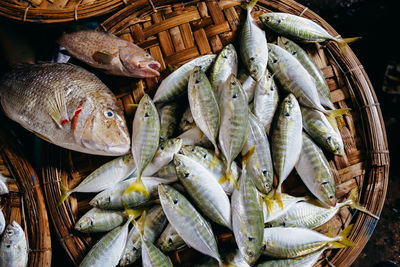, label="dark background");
[0,0,399,266]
